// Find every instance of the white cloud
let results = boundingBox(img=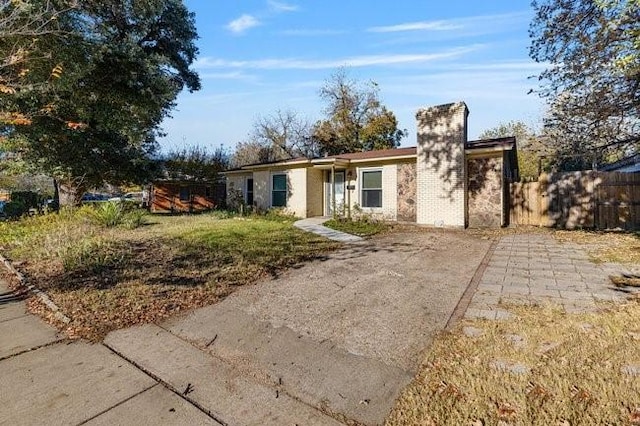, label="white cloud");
[279,28,347,36]
[195,46,482,70]
[268,1,299,12]
[226,14,260,34]
[369,21,461,33]
[199,71,260,82]
[367,12,530,34]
